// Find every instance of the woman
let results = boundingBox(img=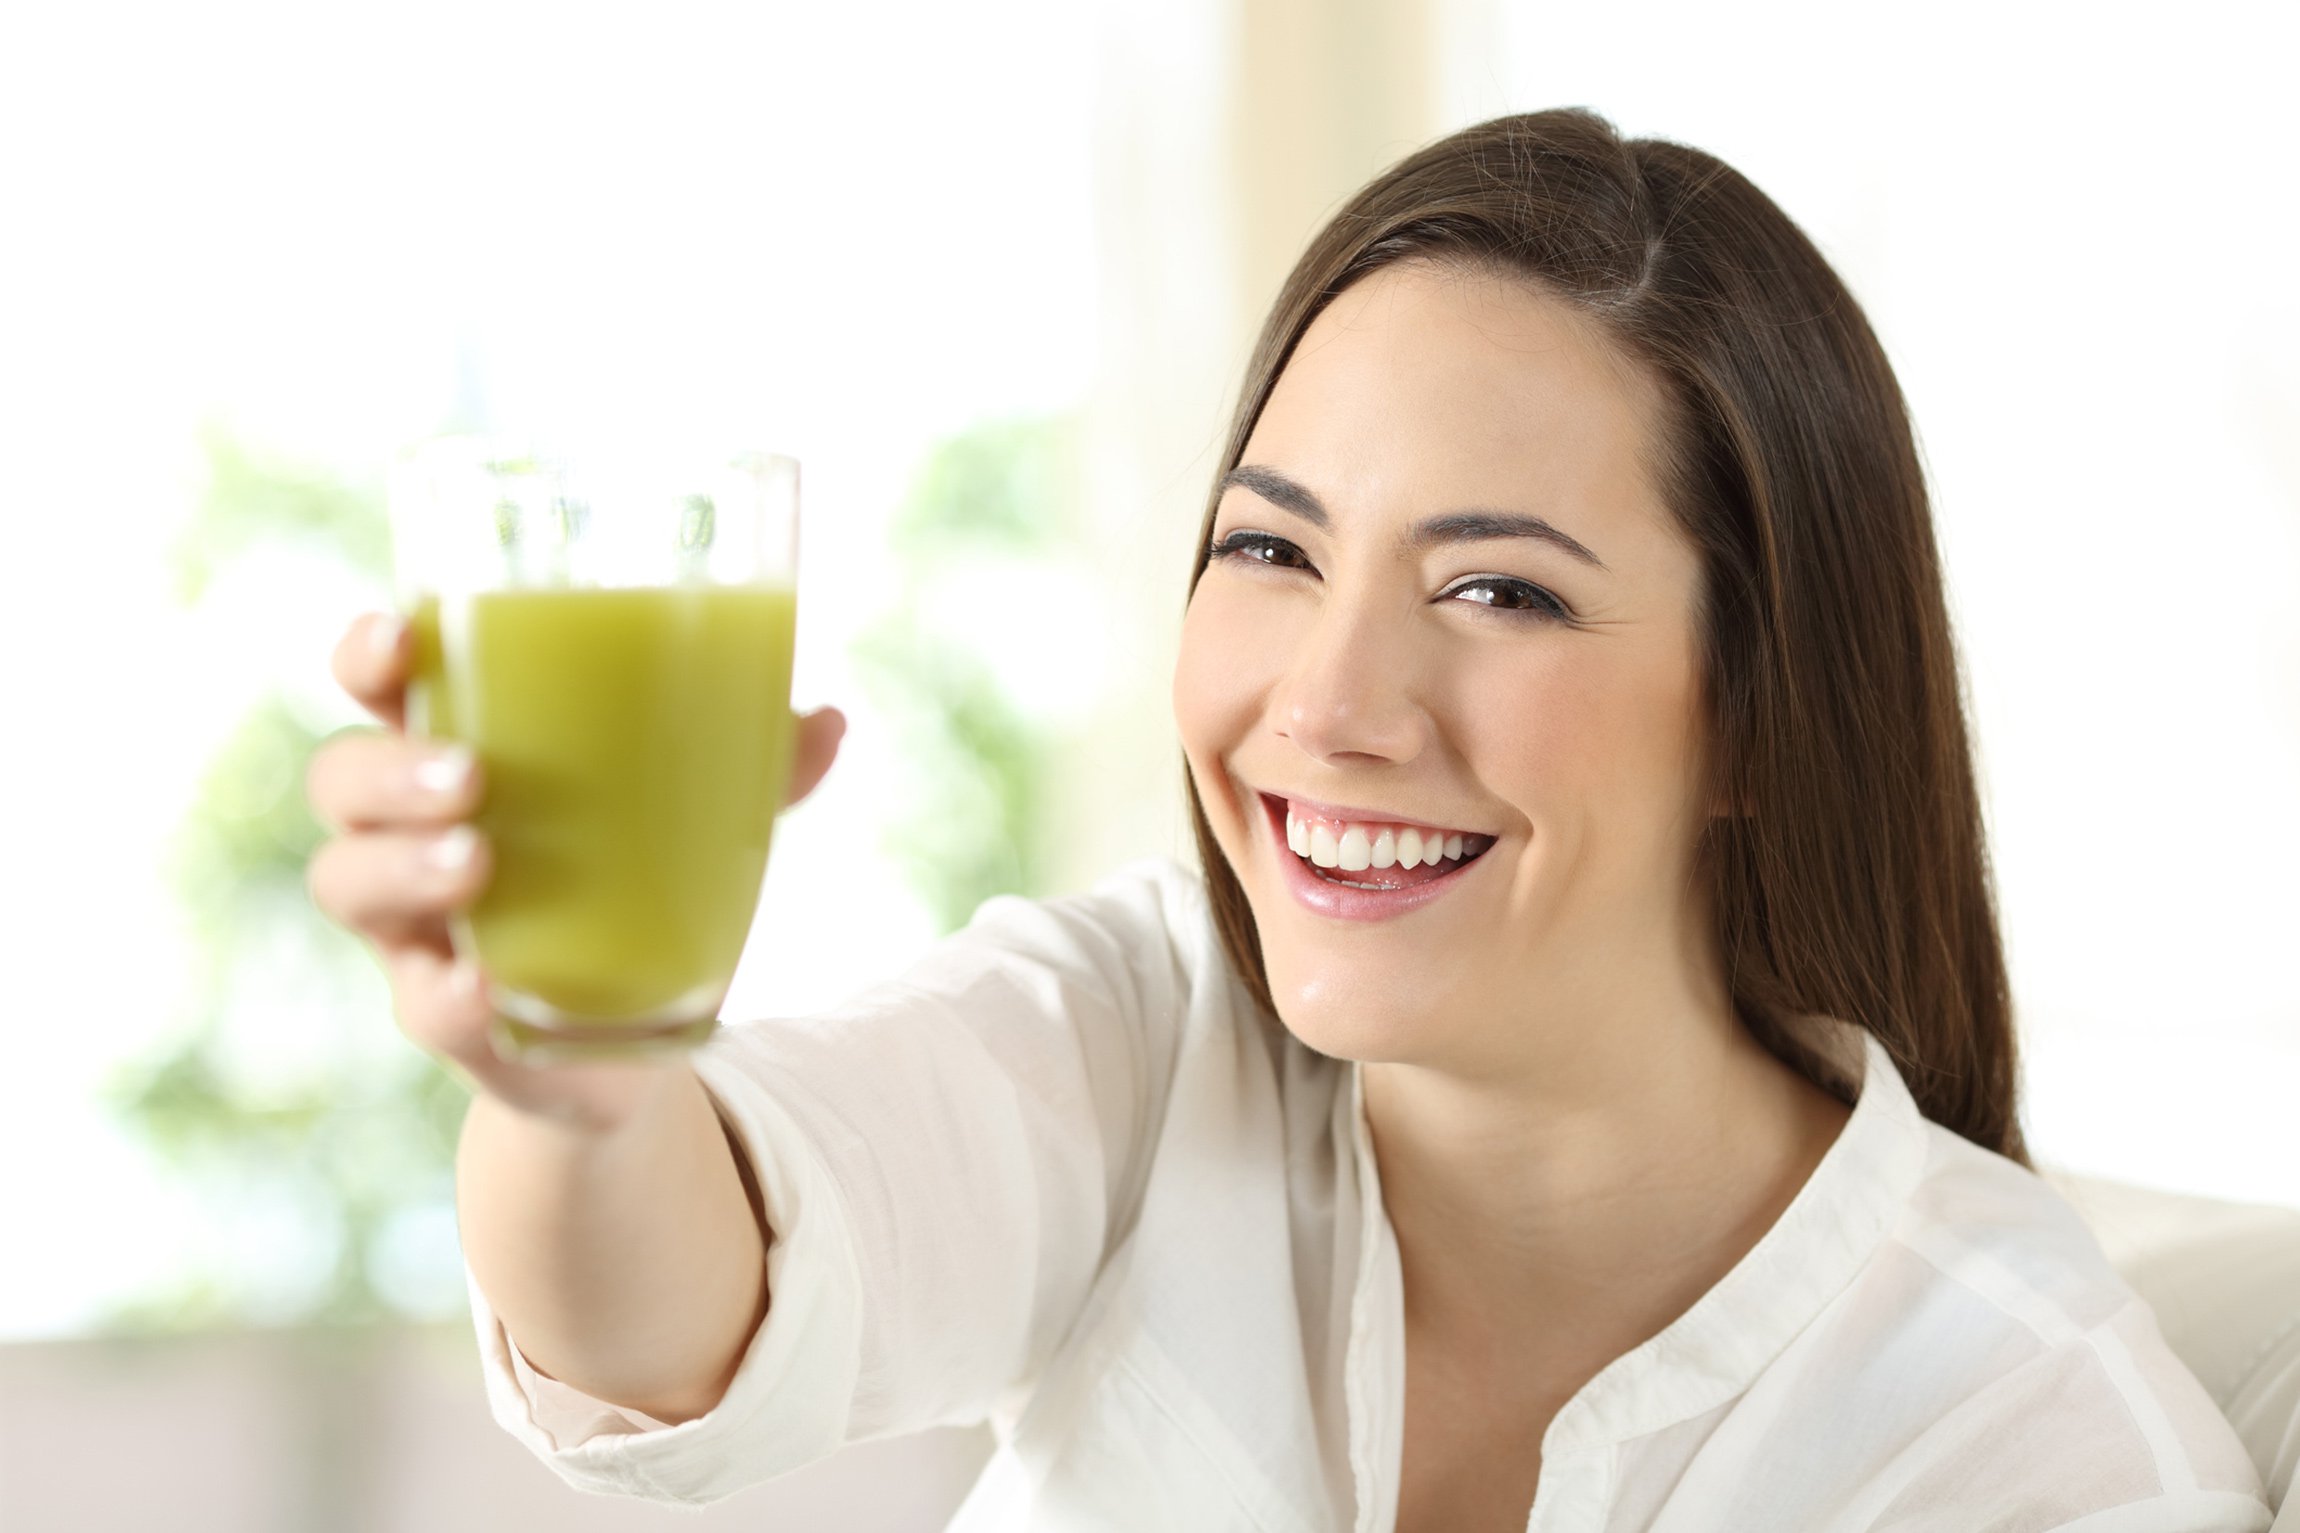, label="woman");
[307,110,2270,1530]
